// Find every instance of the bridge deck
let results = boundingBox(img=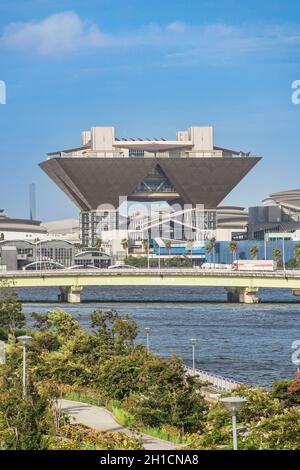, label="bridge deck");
[1,269,300,290]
